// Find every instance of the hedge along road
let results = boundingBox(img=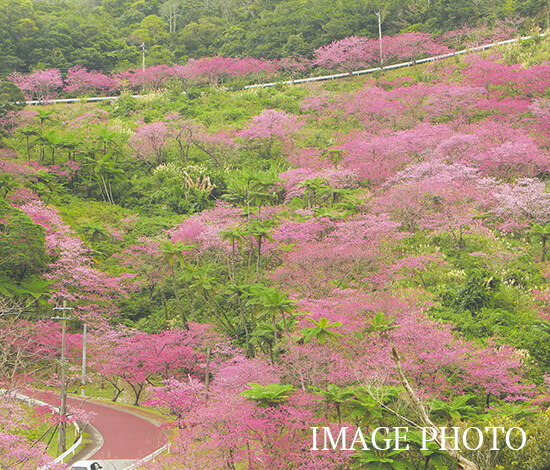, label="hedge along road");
[28,390,168,465]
